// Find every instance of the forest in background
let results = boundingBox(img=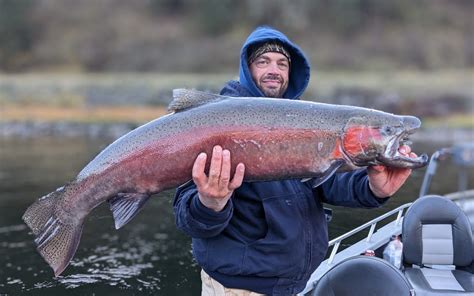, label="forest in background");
[1,0,473,73]
[1,0,472,139]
